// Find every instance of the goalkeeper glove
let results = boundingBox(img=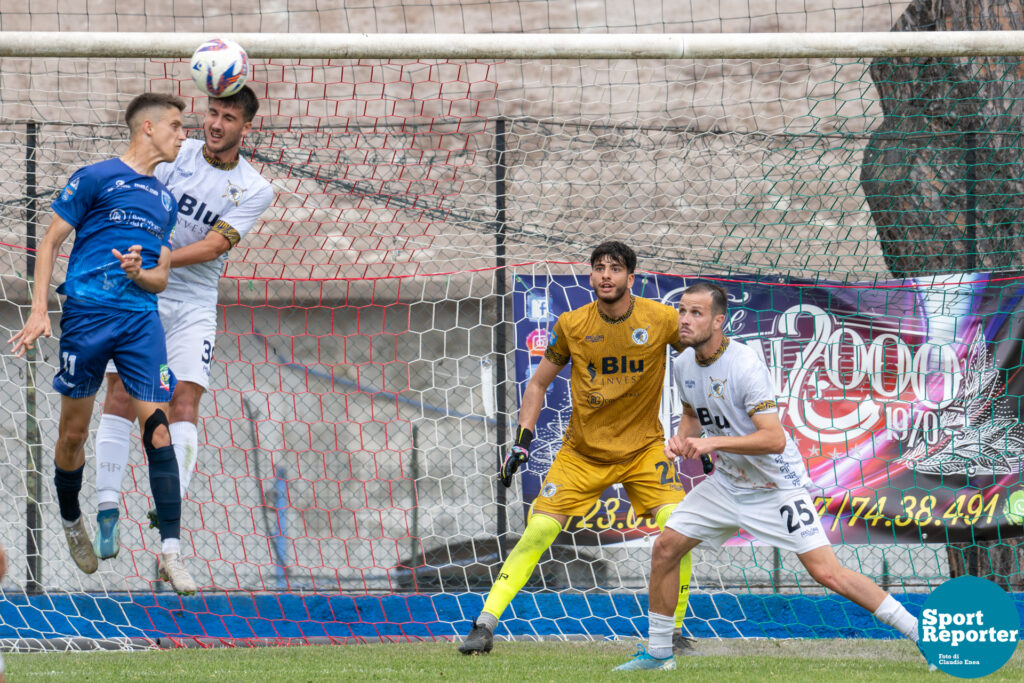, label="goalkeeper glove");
[500,426,533,487]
